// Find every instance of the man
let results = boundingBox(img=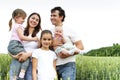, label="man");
[50,6,84,80]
